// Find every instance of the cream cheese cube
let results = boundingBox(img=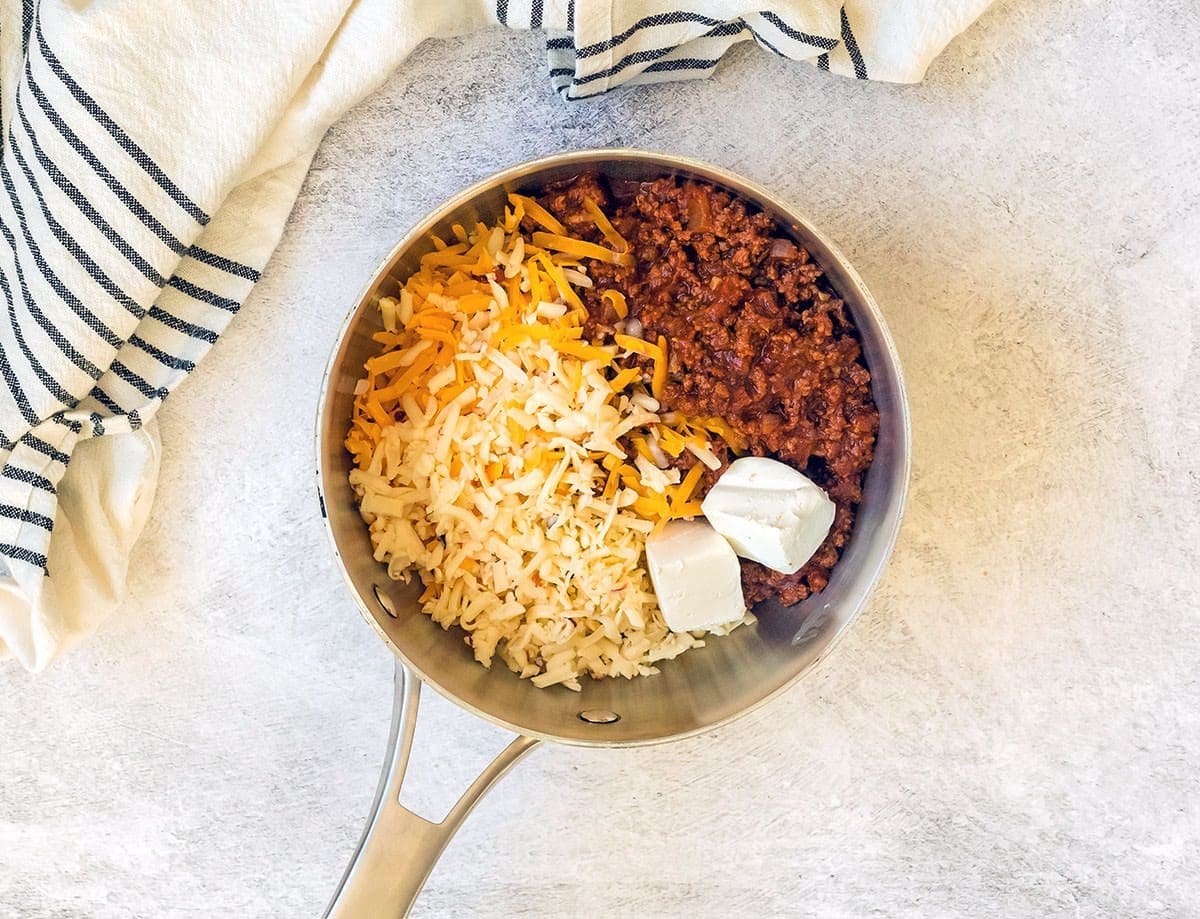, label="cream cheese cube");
[700,456,836,575]
[645,520,746,633]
